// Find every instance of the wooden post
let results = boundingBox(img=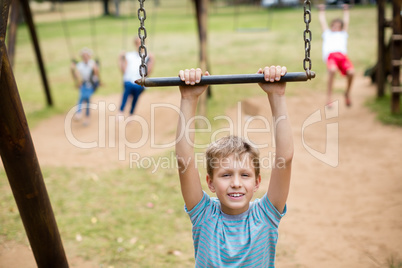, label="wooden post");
[194,0,209,119]
[0,0,69,267]
[391,0,401,114]
[377,0,386,98]
[7,0,20,68]
[19,0,53,106]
